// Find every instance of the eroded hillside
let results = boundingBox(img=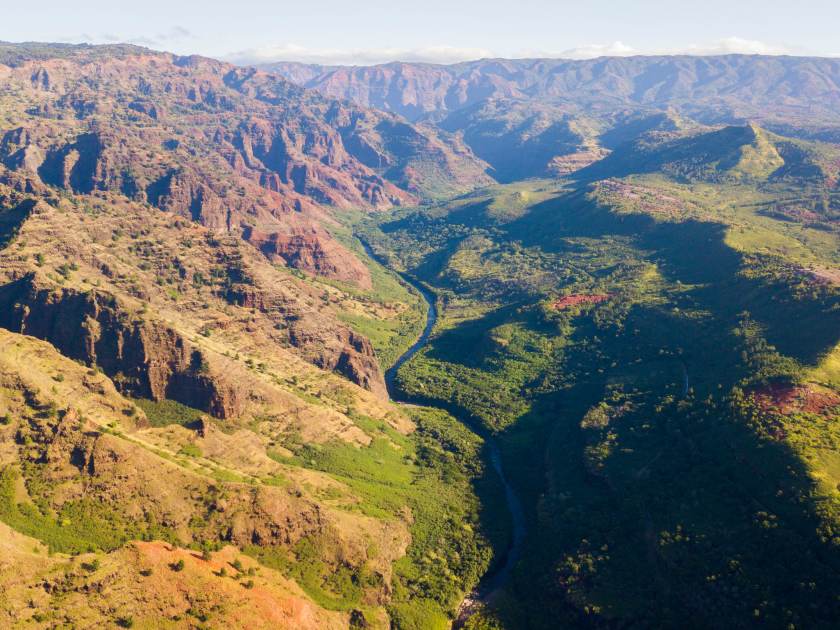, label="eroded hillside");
[0,42,501,630]
[0,43,490,286]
